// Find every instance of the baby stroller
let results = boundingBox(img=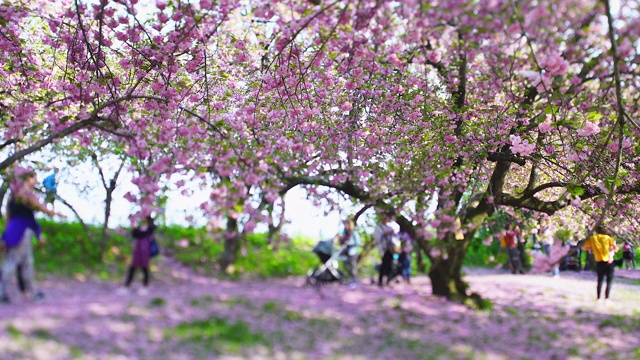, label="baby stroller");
[305,240,346,287]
